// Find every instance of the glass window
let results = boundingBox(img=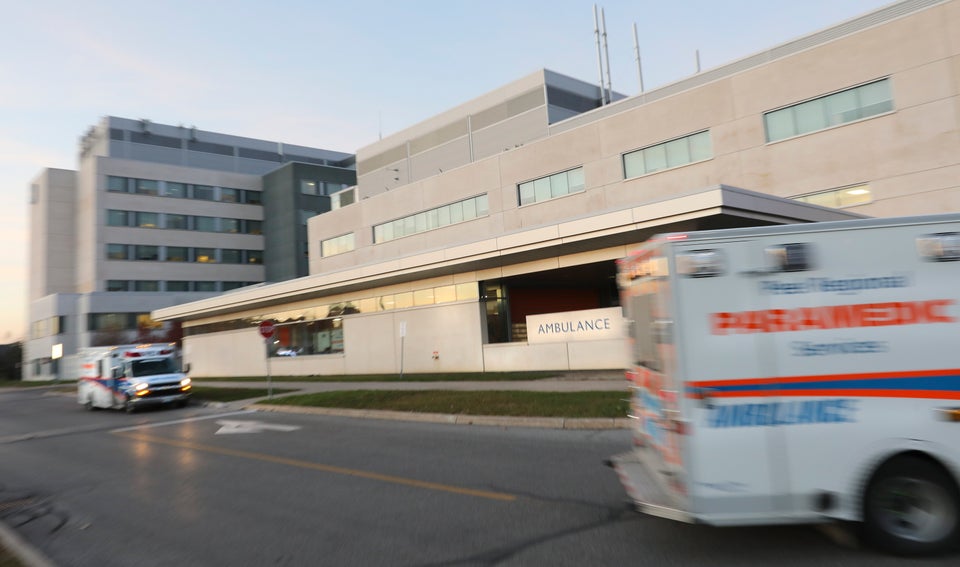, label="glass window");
[623,133,711,178]
[107,176,128,193]
[244,220,263,235]
[321,233,355,257]
[135,212,159,228]
[246,250,263,264]
[792,184,872,209]
[244,190,262,205]
[518,167,585,206]
[222,282,244,291]
[195,248,216,263]
[413,288,435,306]
[765,79,893,142]
[221,249,242,264]
[358,297,379,313]
[300,180,318,195]
[134,280,159,292]
[449,202,463,223]
[550,173,570,198]
[195,281,217,292]
[135,179,159,196]
[394,292,414,309]
[195,216,217,232]
[519,182,535,206]
[220,188,239,203]
[220,218,240,233]
[106,210,128,227]
[107,244,128,260]
[462,199,477,220]
[567,168,585,192]
[193,185,215,200]
[164,182,187,198]
[533,177,551,202]
[456,282,479,300]
[106,280,129,292]
[434,285,457,303]
[166,247,188,262]
[165,214,188,230]
[135,245,159,261]
[476,194,489,216]
[372,194,489,243]
[166,281,190,292]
